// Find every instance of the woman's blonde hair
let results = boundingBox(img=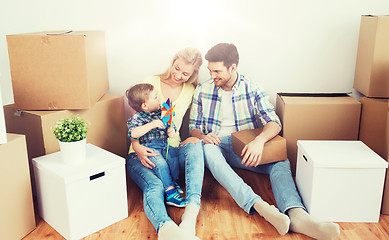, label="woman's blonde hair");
[158,47,203,85]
